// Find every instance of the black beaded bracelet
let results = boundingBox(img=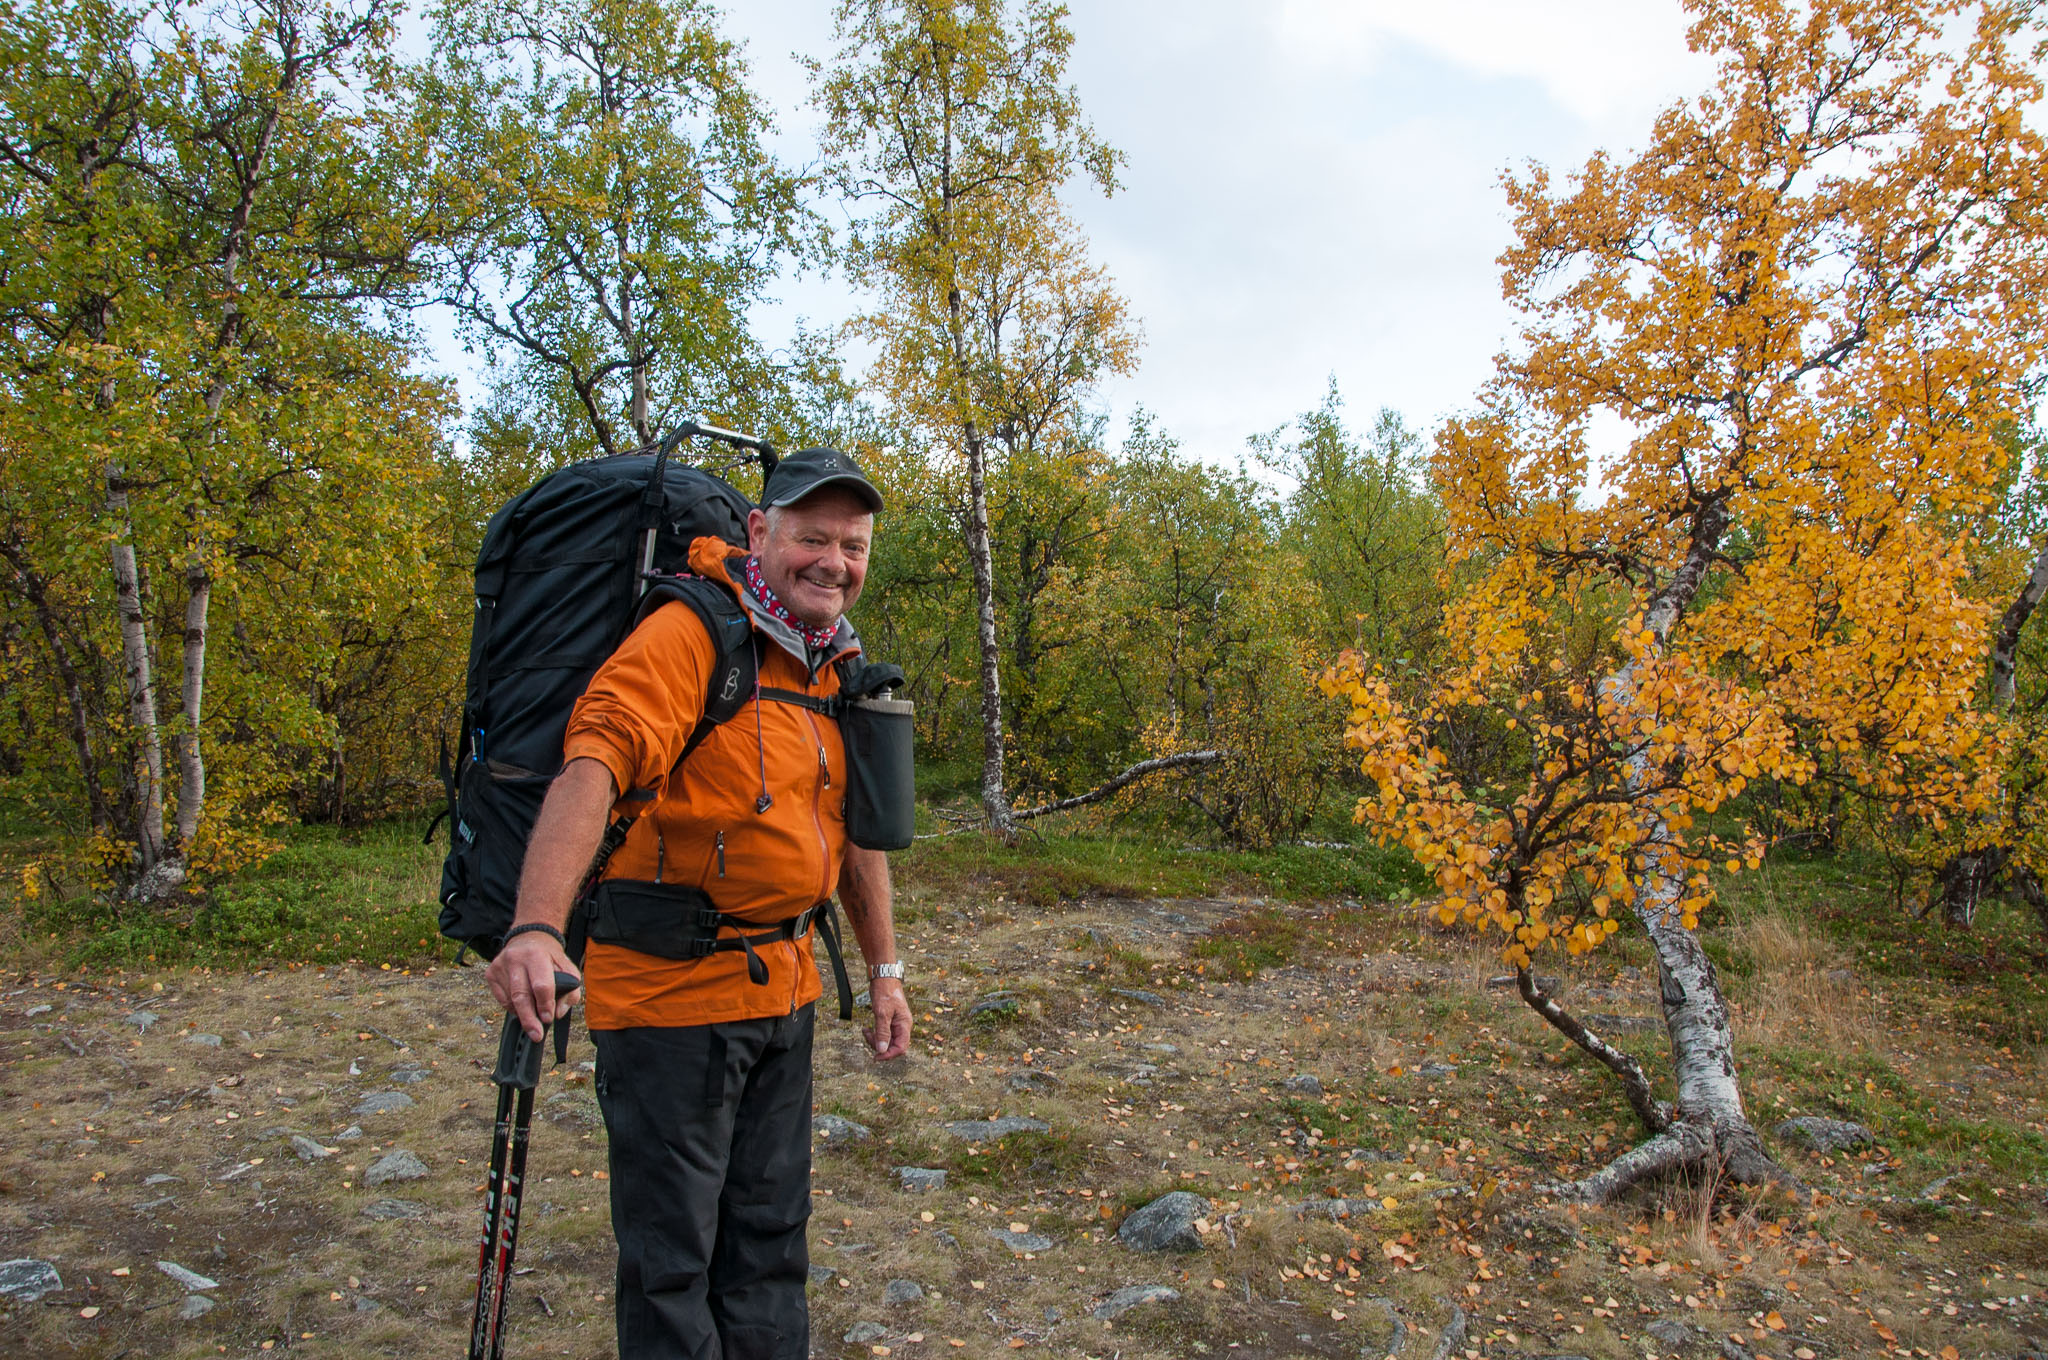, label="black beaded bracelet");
[503,922,567,949]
